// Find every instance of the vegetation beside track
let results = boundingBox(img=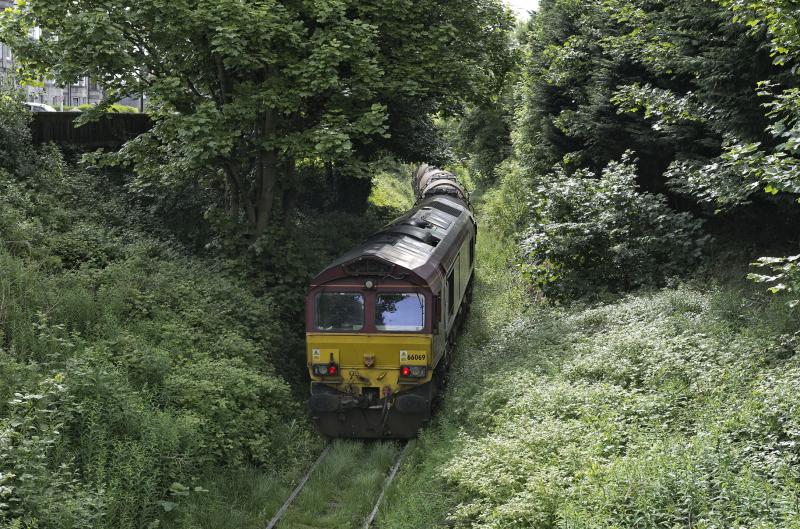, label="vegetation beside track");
[3,0,800,526]
[380,223,800,528]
